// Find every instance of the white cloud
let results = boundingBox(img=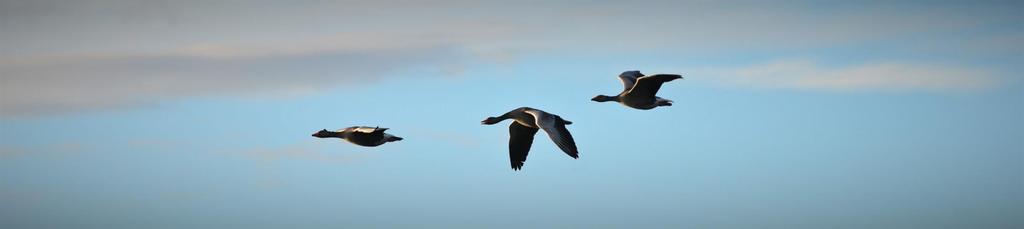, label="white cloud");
[0,1,1018,116]
[0,46,461,116]
[717,60,999,91]
[0,17,525,117]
